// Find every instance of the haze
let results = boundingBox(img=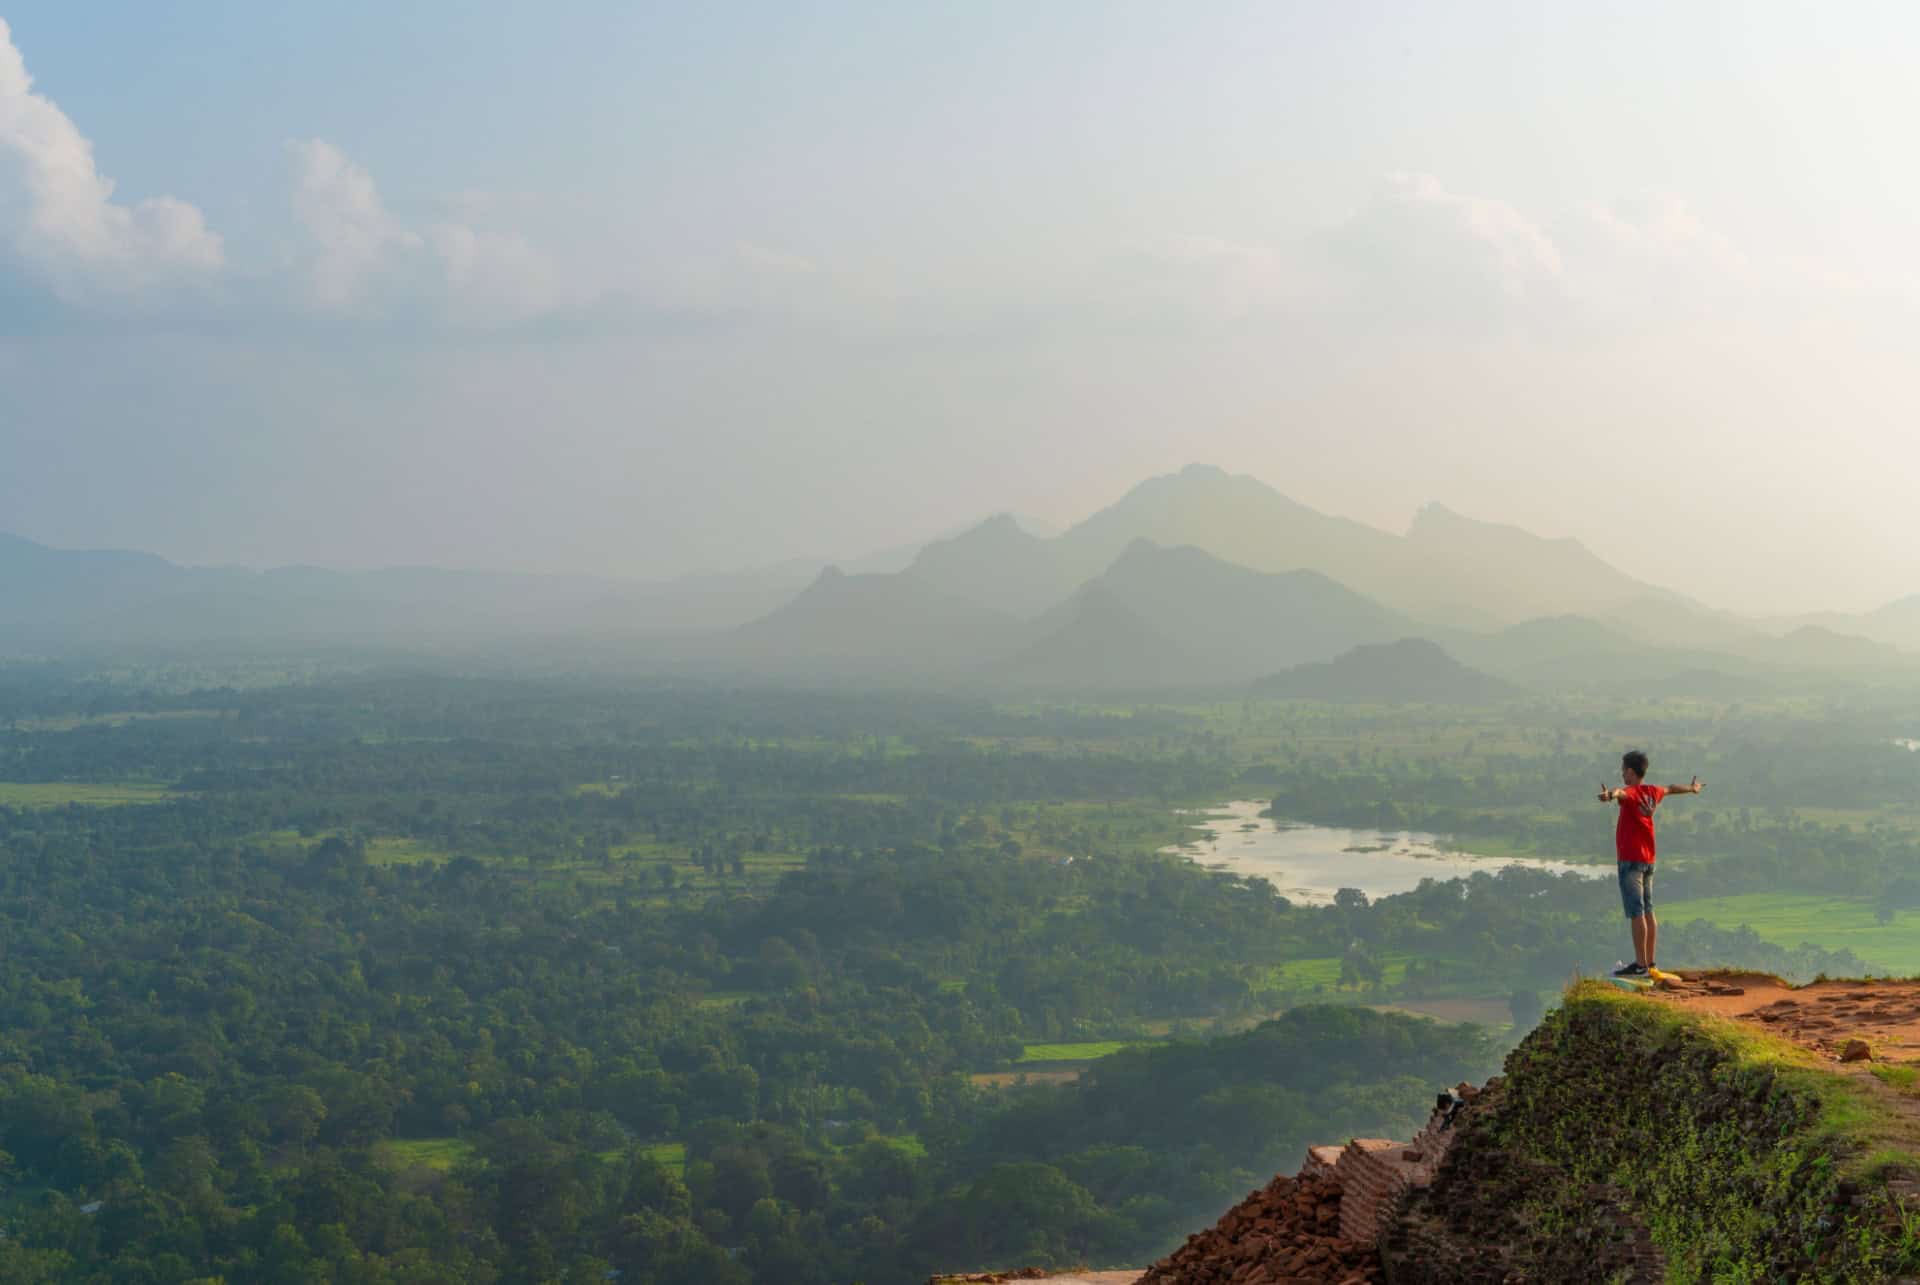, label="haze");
[3,2,1918,614]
